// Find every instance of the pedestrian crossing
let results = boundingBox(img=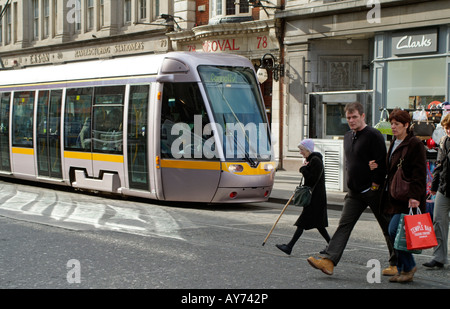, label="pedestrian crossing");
[0,182,184,240]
